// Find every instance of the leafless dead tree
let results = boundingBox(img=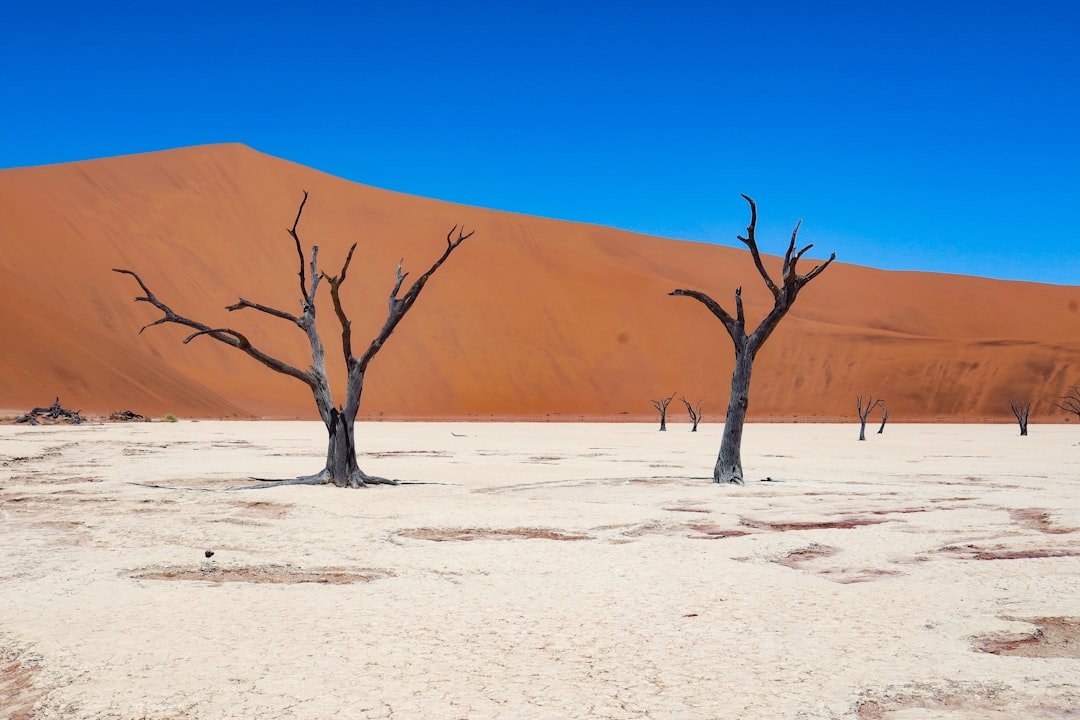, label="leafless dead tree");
[1054,386,1080,423]
[1010,401,1031,436]
[856,395,884,441]
[115,192,472,488]
[651,392,676,431]
[681,396,702,432]
[877,404,889,434]
[670,195,835,483]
